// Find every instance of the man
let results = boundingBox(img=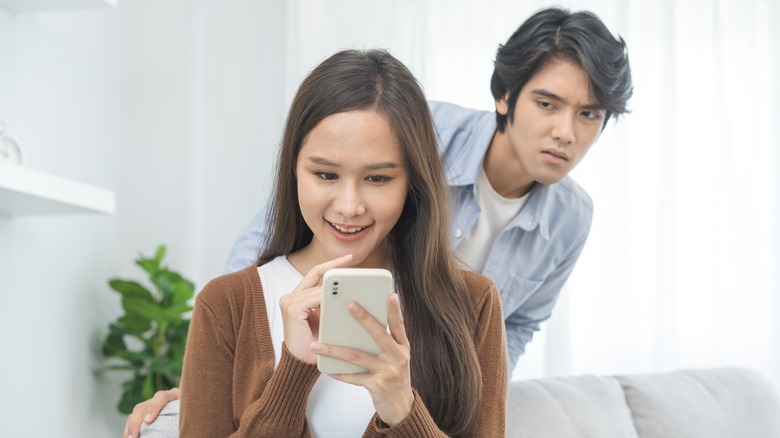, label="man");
[124,7,632,437]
